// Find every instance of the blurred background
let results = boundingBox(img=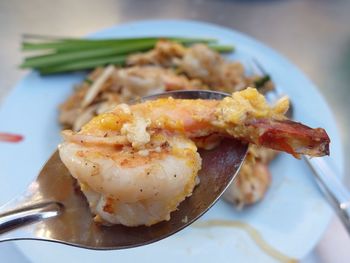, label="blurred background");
[0,0,349,262]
